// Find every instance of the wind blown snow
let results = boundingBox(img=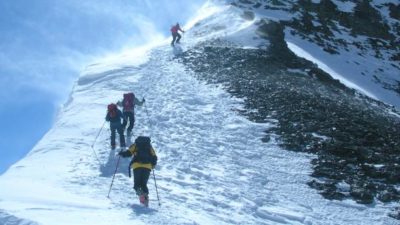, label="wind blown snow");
[0,1,398,225]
